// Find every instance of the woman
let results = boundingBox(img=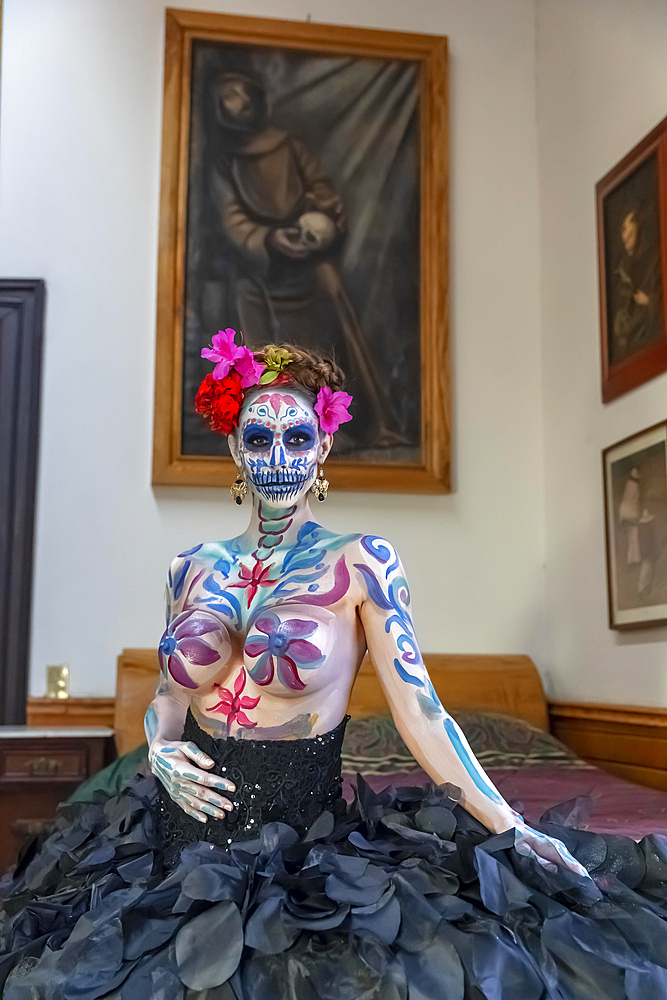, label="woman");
[2,337,667,999]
